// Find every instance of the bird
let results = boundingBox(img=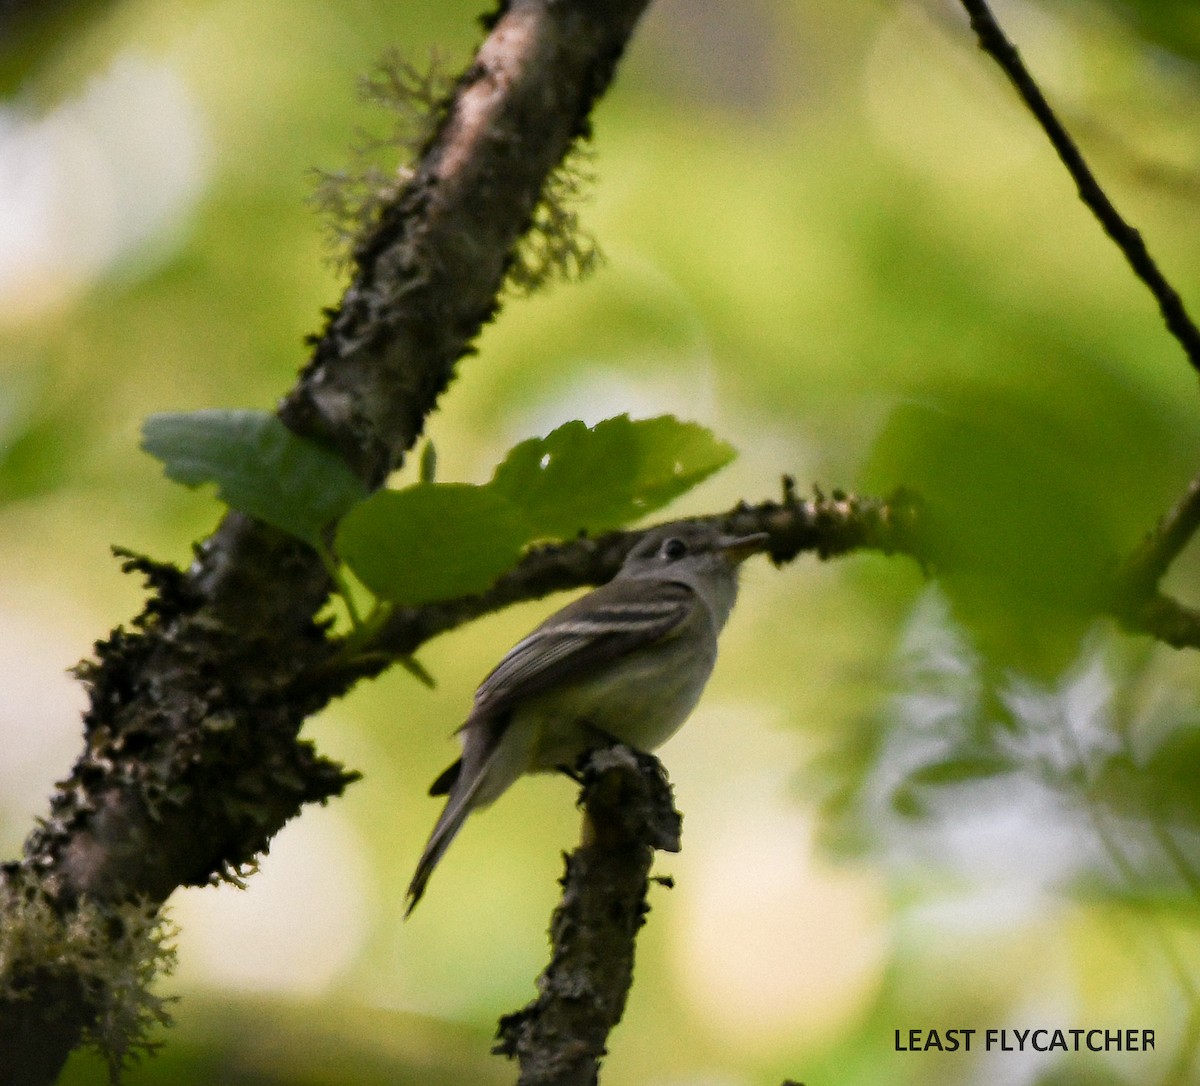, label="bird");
[405,521,766,914]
